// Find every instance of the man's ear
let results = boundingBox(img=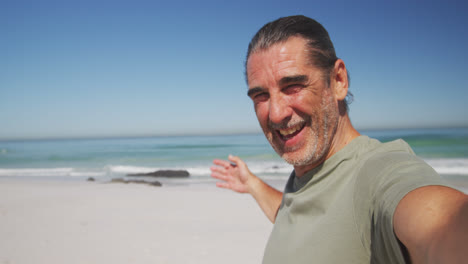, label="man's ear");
[332,59,349,101]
